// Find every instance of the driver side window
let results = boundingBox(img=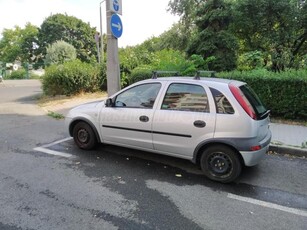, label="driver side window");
[115,83,161,108]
